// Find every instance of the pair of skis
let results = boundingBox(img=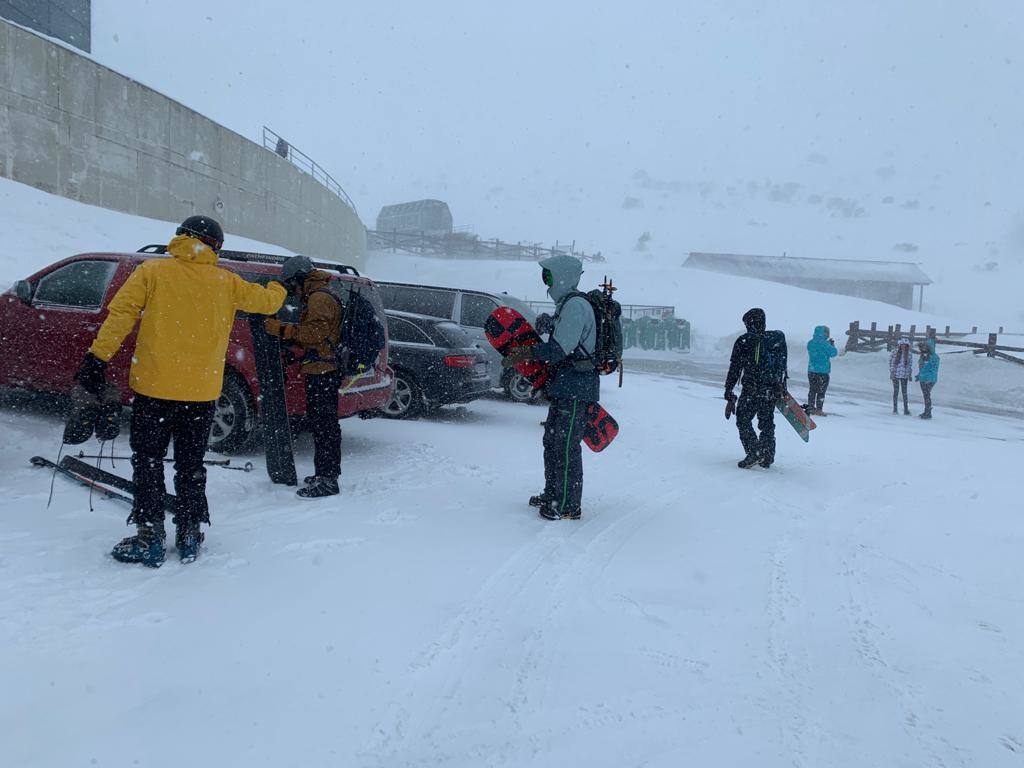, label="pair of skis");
[31,455,174,509]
